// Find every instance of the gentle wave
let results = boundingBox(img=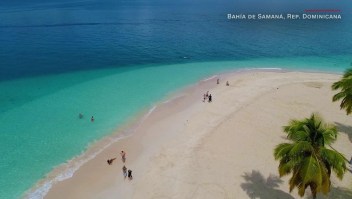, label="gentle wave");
[25,134,131,199]
[24,82,191,199]
[201,75,218,82]
[138,105,157,125]
[24,104,161,199]
[243,67,283,71]
[161,94,186,104]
